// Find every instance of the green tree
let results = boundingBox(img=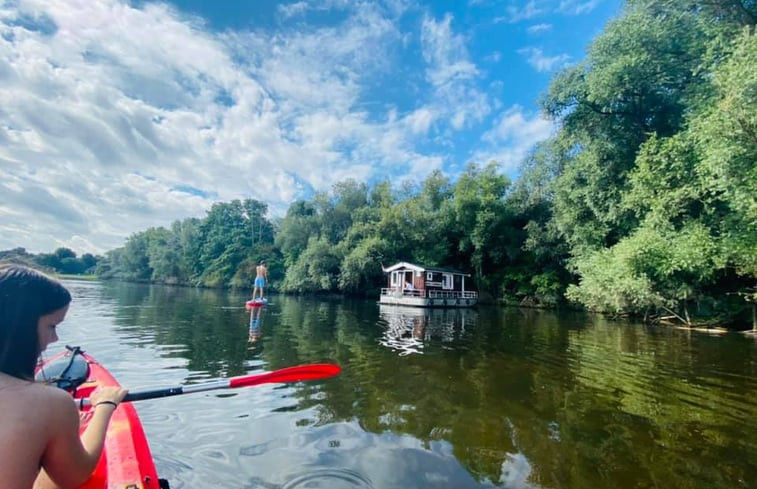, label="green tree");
[507,141,573,306]
[450,162,512,292]
[276,201,319,267]
[282,237,342,293]
[693,28,757,280]
[543,3,709,252]
[338,236,389,294]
